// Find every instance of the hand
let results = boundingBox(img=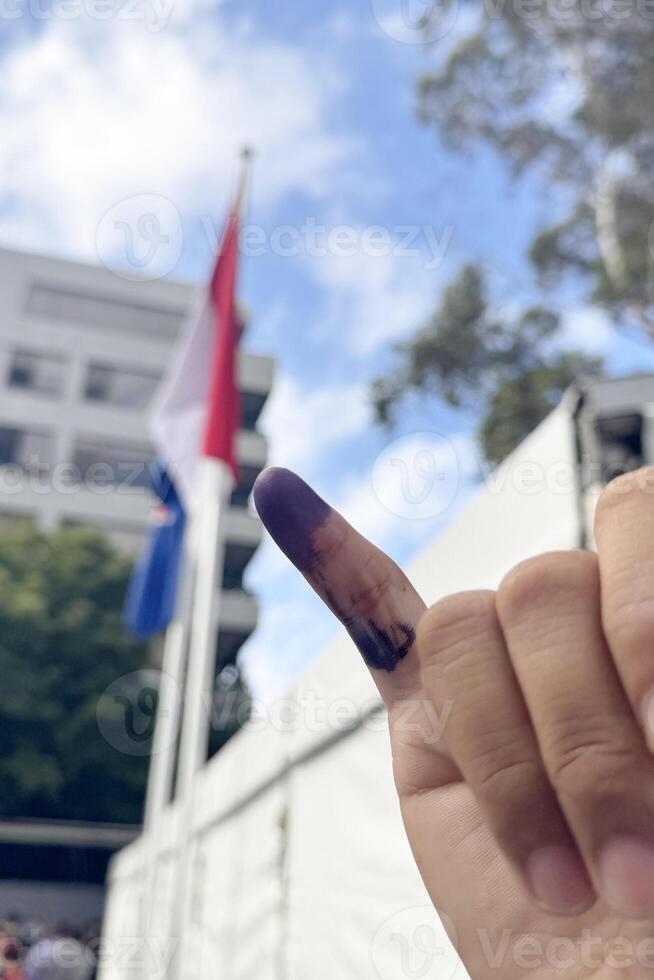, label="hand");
[254,466,654,980]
